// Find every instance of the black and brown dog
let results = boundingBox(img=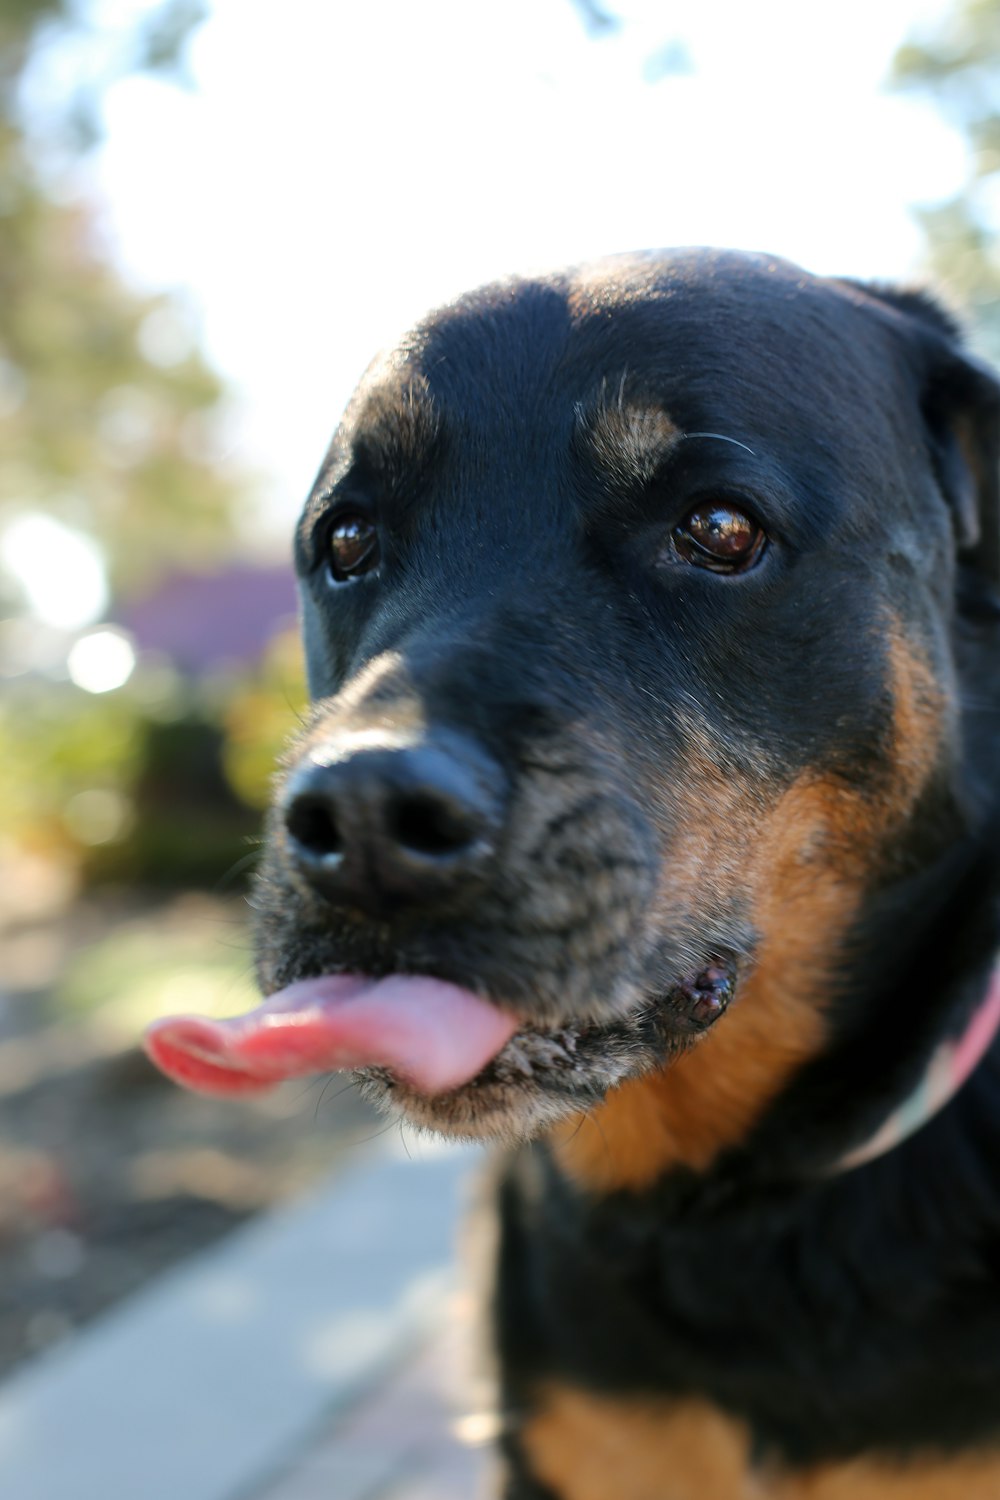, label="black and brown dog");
[147,249,1000,1497]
